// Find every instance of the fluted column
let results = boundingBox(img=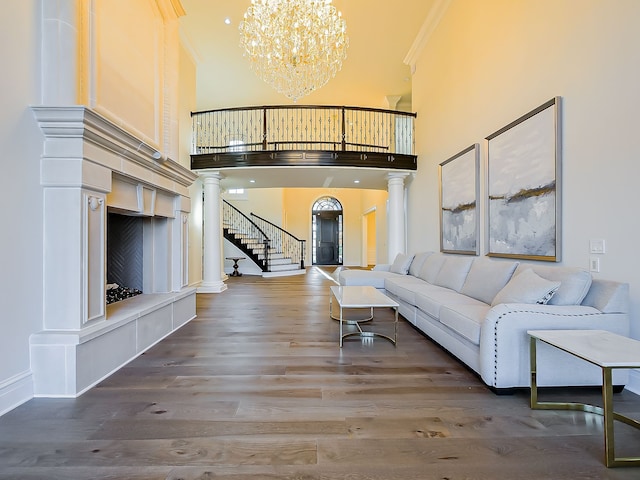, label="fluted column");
[198,171,227,293]
[387,173,409,262]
